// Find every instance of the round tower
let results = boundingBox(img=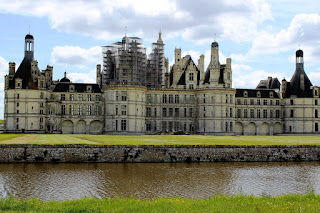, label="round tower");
[24,34,34,60]
[211,41,219,66]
